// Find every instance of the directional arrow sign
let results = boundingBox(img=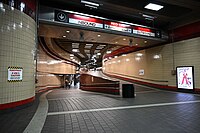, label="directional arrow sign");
[55,10,68,22]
